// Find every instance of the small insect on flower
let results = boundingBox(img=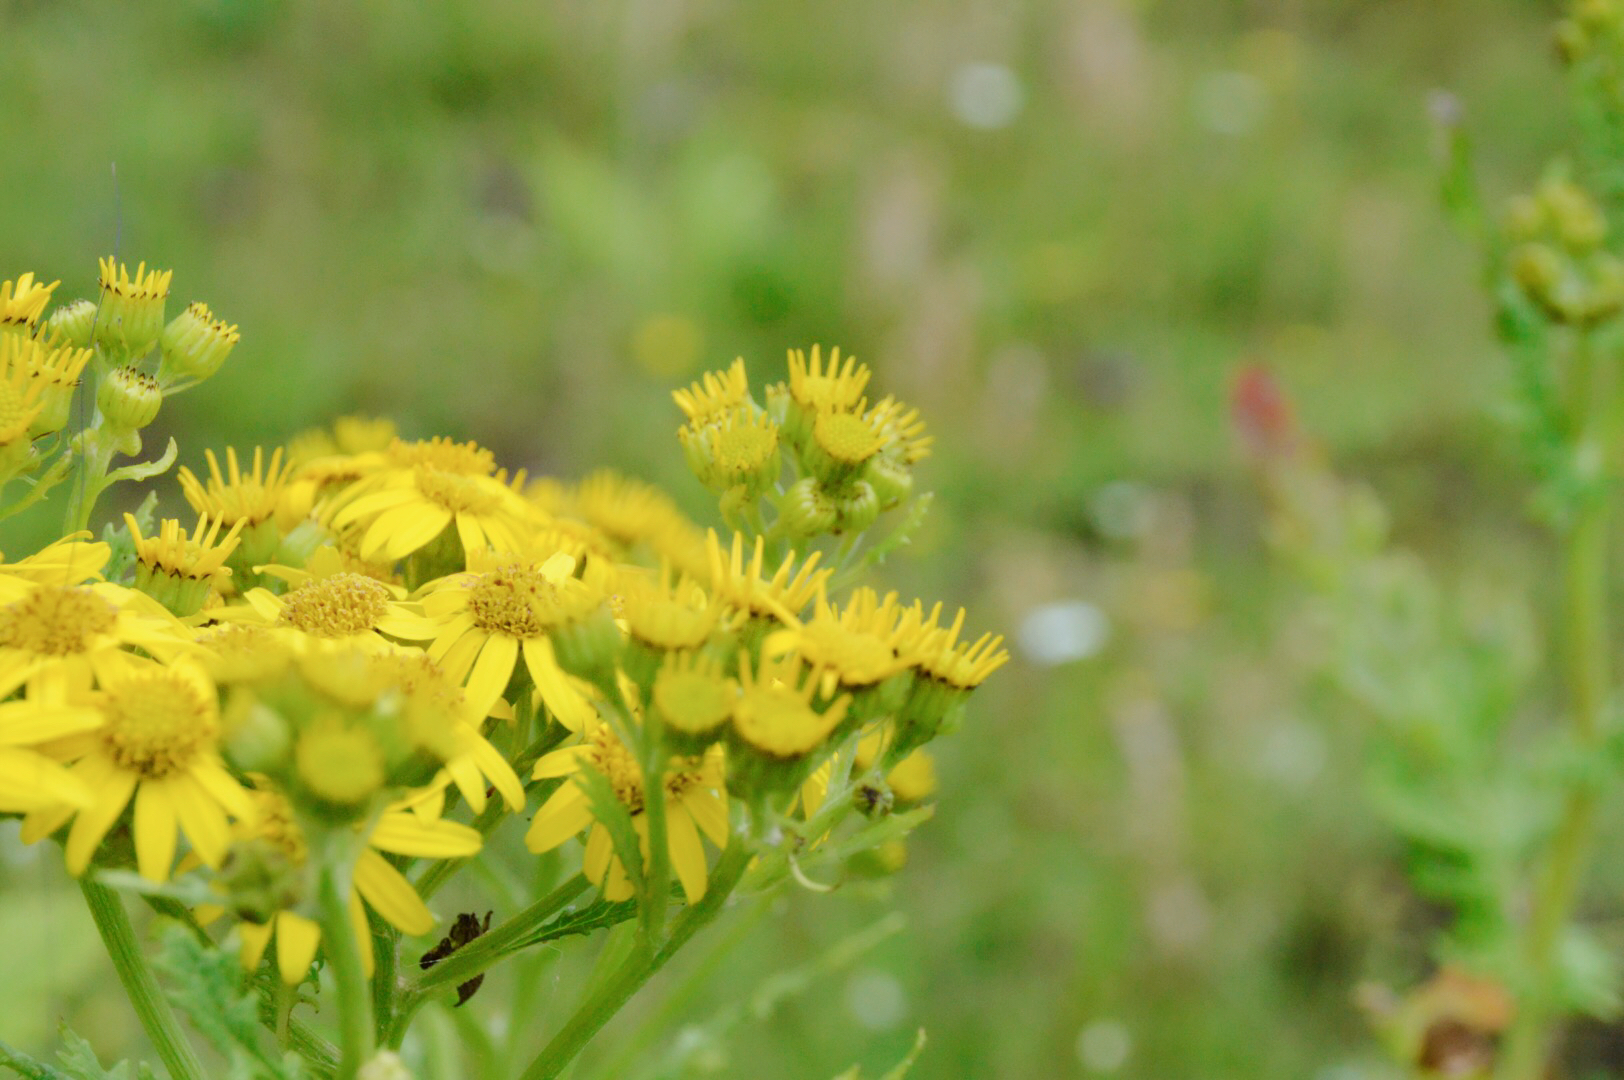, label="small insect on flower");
[420,910,494,1006]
